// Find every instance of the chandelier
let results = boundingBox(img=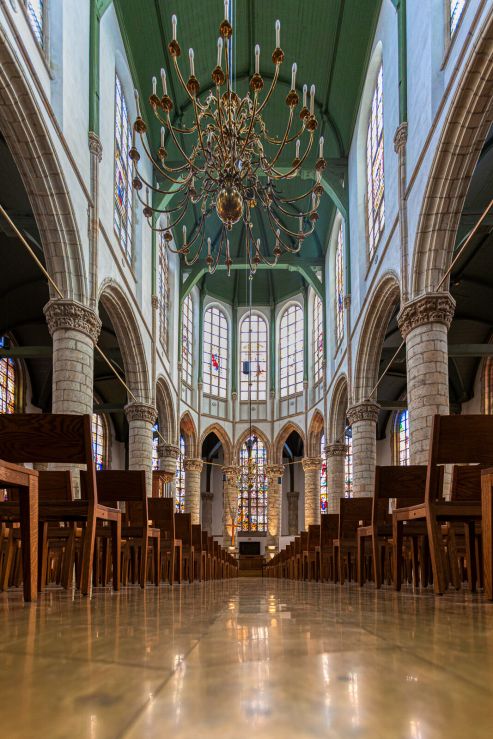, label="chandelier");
[130,1,326,277]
